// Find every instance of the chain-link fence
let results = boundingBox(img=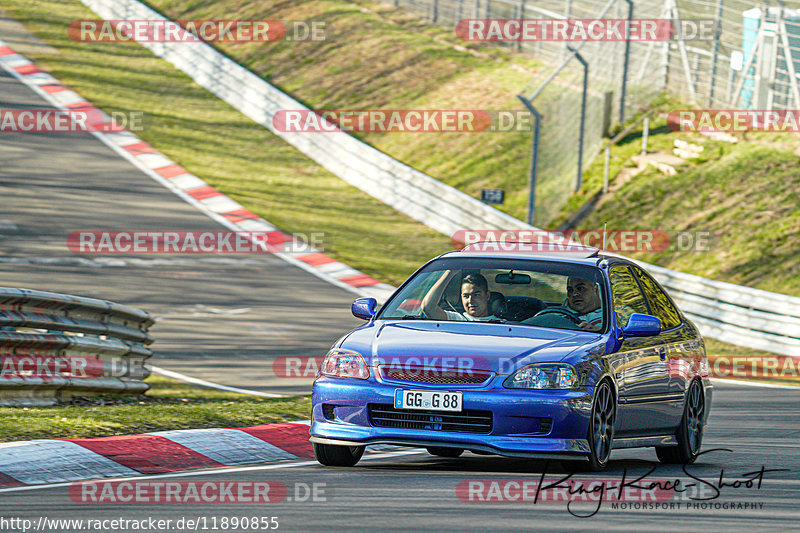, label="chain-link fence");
[382,0,800,225]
